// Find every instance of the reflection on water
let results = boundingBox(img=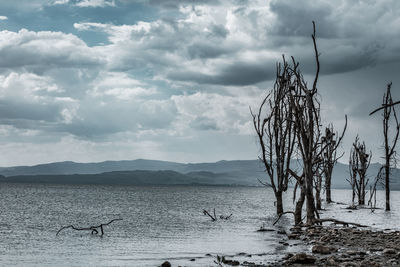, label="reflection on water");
[0,183,399,266]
